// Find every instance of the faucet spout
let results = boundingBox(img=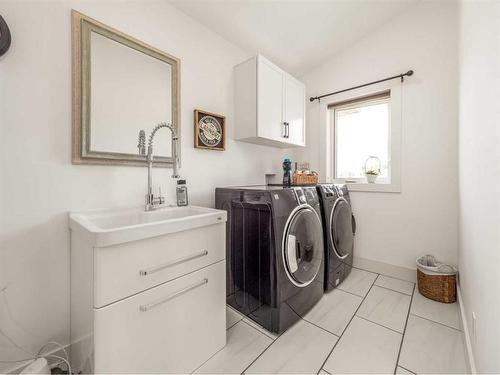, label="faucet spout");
[148,122,180,178]
[138,122,180,212]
